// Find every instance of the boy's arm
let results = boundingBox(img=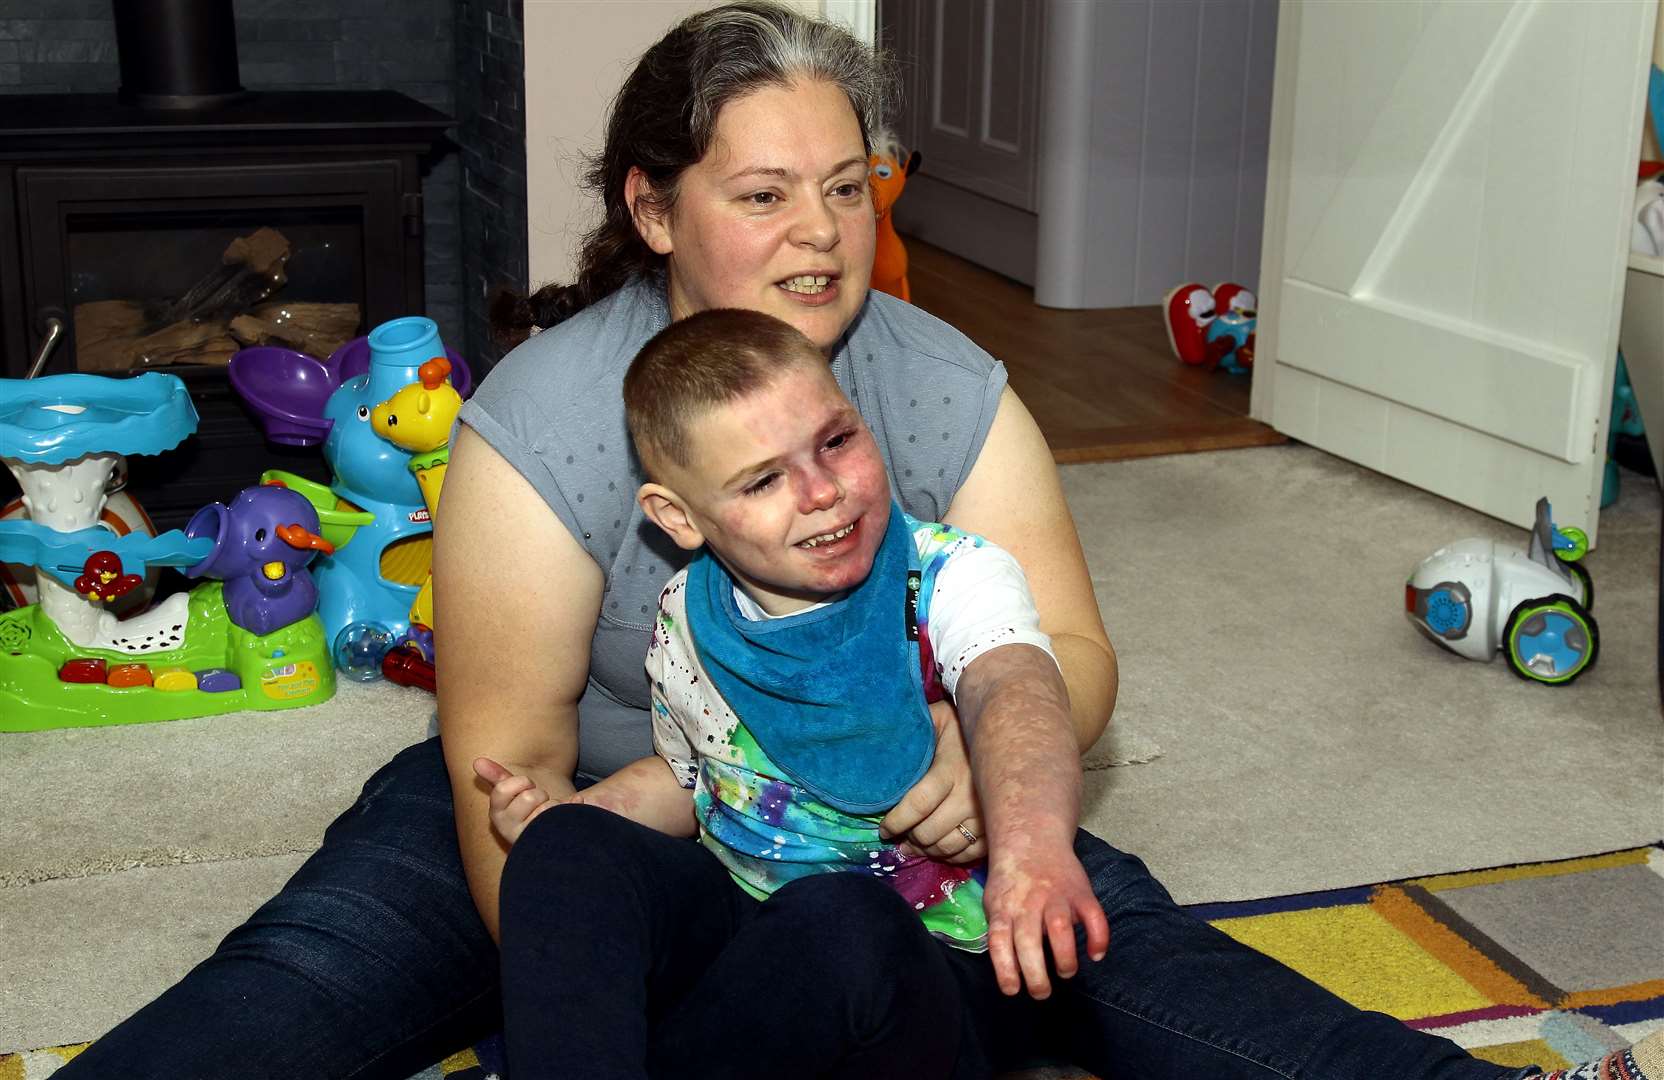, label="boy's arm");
[611,580,699,840]
[472,753,695,844]
[574,755,696,837]
[955,643,1110,999]
[886,393,1122,862]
